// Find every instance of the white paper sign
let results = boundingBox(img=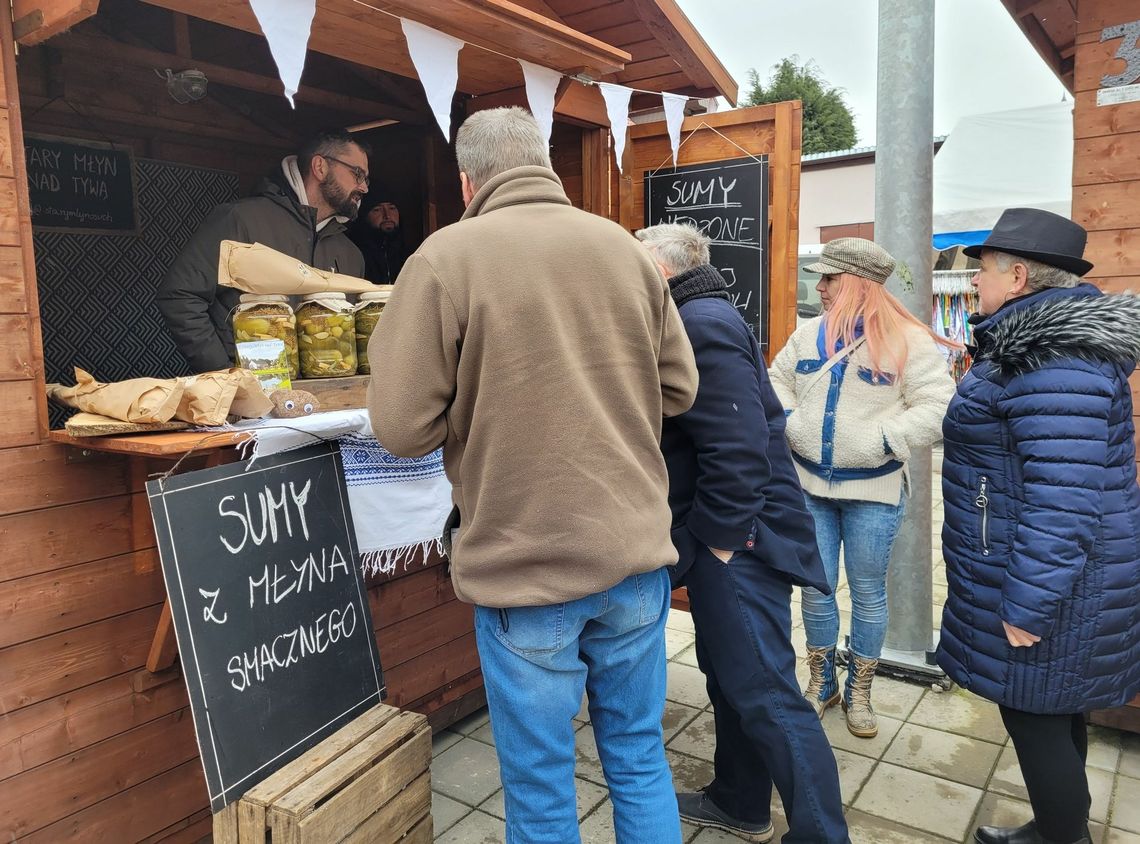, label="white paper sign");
[1097,83,1140,107]
[401,18,464,139]
[662,93,688,168]
[519,60,563,149]
[598,82,633,173]
[250,0,317,107]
